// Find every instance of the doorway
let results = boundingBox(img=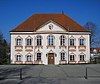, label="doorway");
[48,53,54,64]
